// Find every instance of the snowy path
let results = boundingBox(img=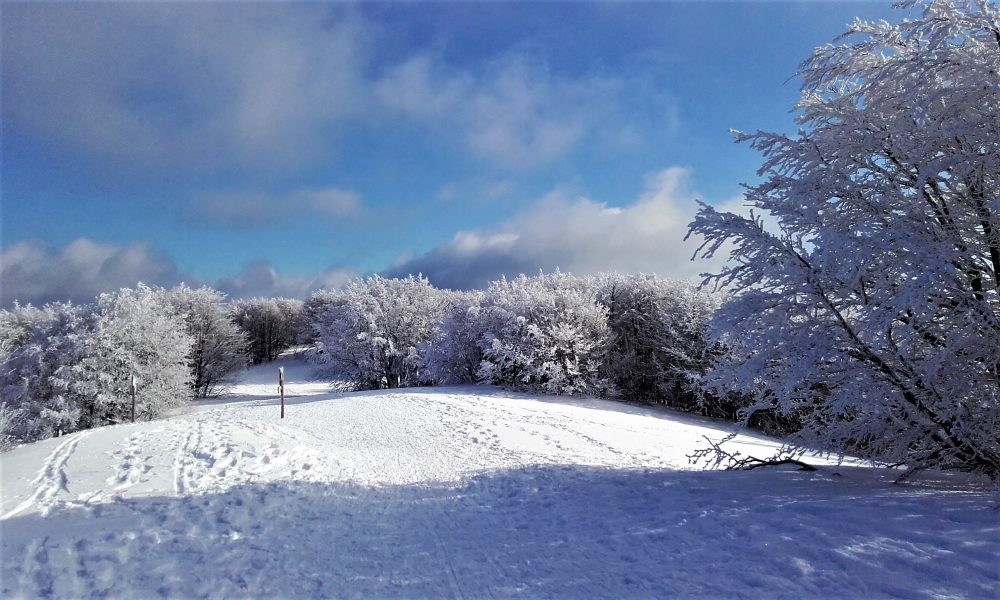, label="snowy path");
[1,357,998,598]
